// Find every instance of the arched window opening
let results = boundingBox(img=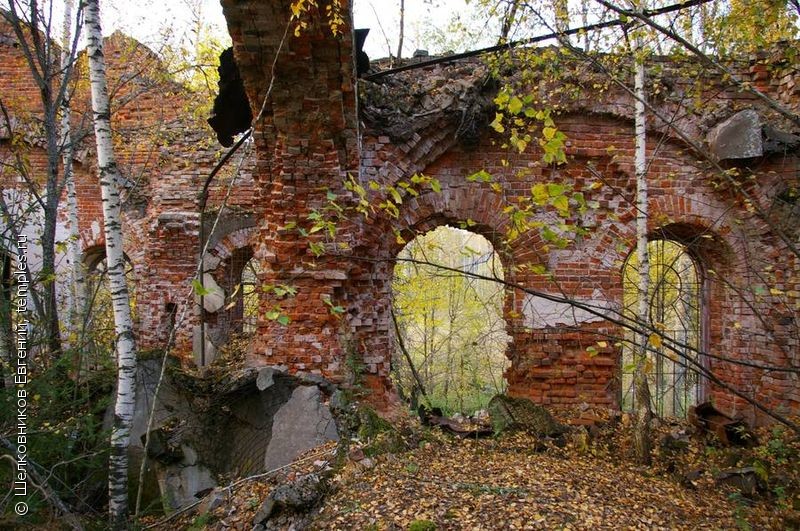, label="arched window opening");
[621,239,702,418]
[83,249,136,364]
[240,256,261,335]
[203,249,261,361]
[392,226,510,415]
